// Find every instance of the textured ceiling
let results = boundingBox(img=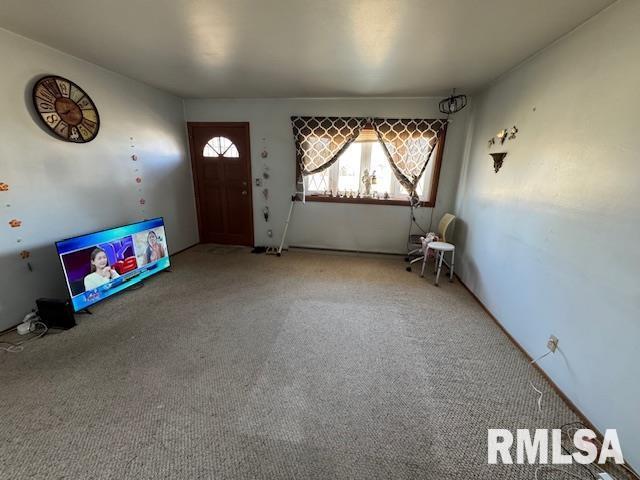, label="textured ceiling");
[0,0,615,98]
